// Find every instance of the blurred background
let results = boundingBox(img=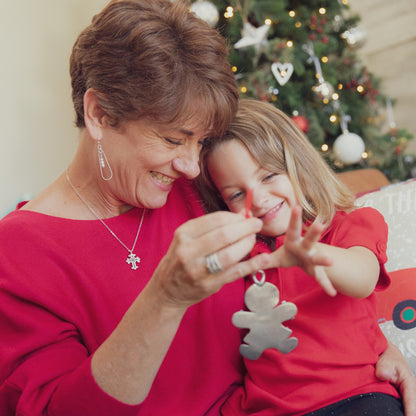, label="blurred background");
[1,0,415,217]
